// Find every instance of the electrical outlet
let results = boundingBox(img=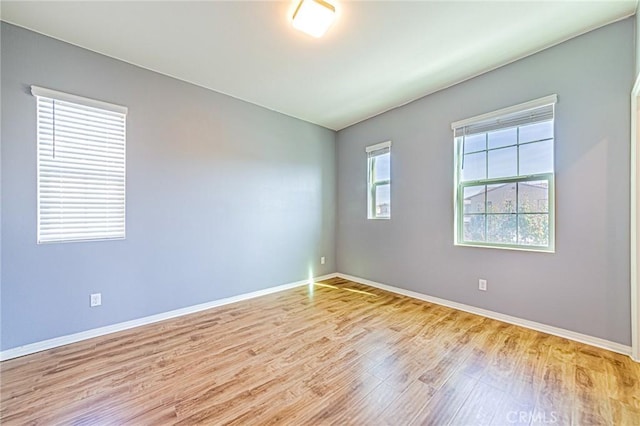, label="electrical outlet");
[320,256,326,265]
[478,279,487,291]
[90,293,102,307]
